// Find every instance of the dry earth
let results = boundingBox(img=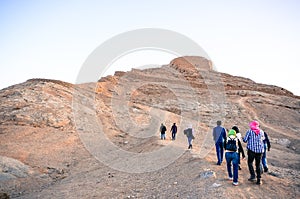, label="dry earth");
[0,56,299,198]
